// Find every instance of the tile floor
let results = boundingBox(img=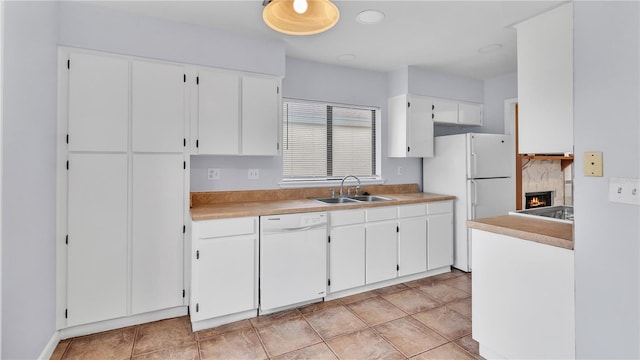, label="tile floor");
[51,269,482,360]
